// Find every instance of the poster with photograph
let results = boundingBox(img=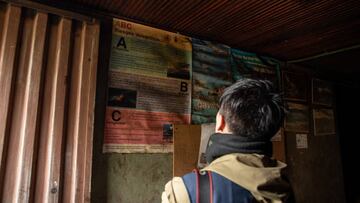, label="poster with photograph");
[312,79,333,106]
[192,39,233,124]
[284,102,310,132]
[282,71,308,101]
[197,123,216,169]
[313,108,336,136]
[104,19,192,153]
[231,49,281,90]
